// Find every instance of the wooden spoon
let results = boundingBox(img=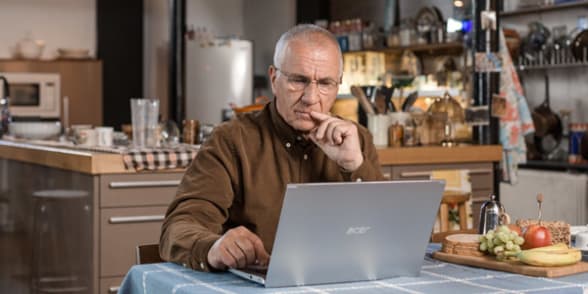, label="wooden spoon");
[350,86,375,114]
